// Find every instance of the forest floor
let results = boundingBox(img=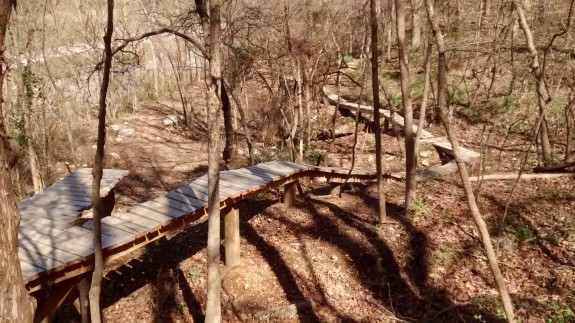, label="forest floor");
[55,93,575,322]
